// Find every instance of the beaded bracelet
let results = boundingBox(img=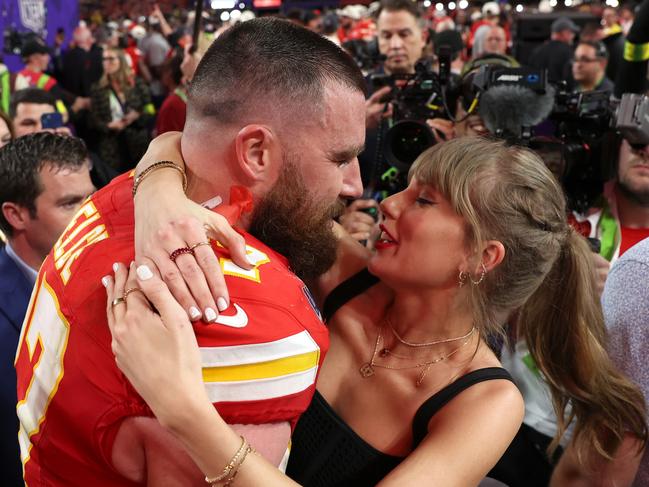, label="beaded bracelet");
[132,161,187,198]
[205,436,249,486]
